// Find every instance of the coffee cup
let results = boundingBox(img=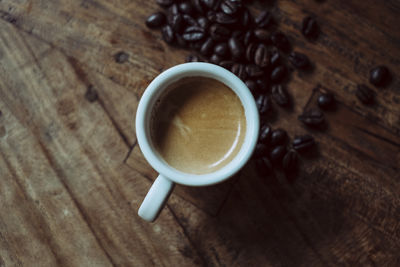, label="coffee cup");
[136,62,259,221]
